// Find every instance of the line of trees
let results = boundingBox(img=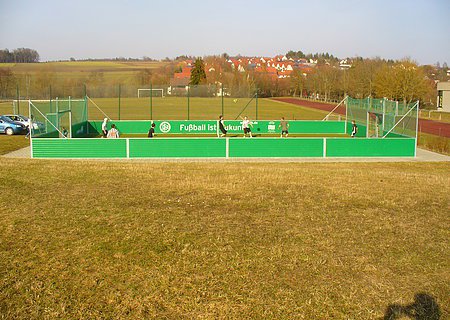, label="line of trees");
[0,48,40,63]
[286,58,436,105]
[0,51,446,107]
[285,50,339,62]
